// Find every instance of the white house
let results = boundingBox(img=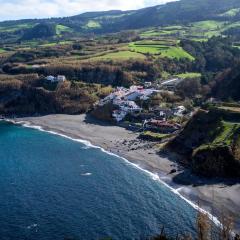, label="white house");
[173,106,186,117]
[144,82,152,88]
[45,75,66,83]
[119,101,142,113]
[46,75,55,82]
[56,75,66,82]
[124,91,143,101]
